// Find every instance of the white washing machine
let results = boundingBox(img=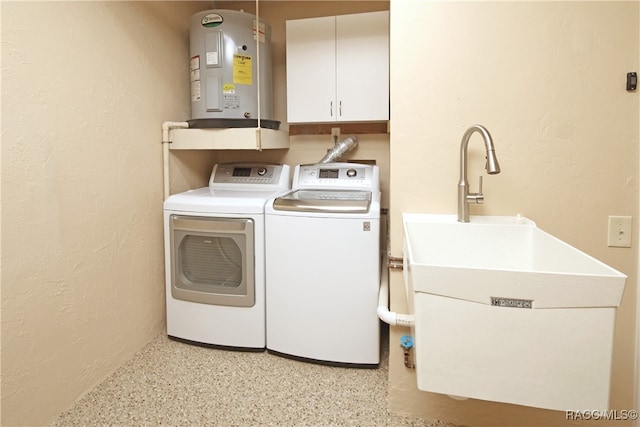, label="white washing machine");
[265,163,381,366]
[164,163,290,349]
